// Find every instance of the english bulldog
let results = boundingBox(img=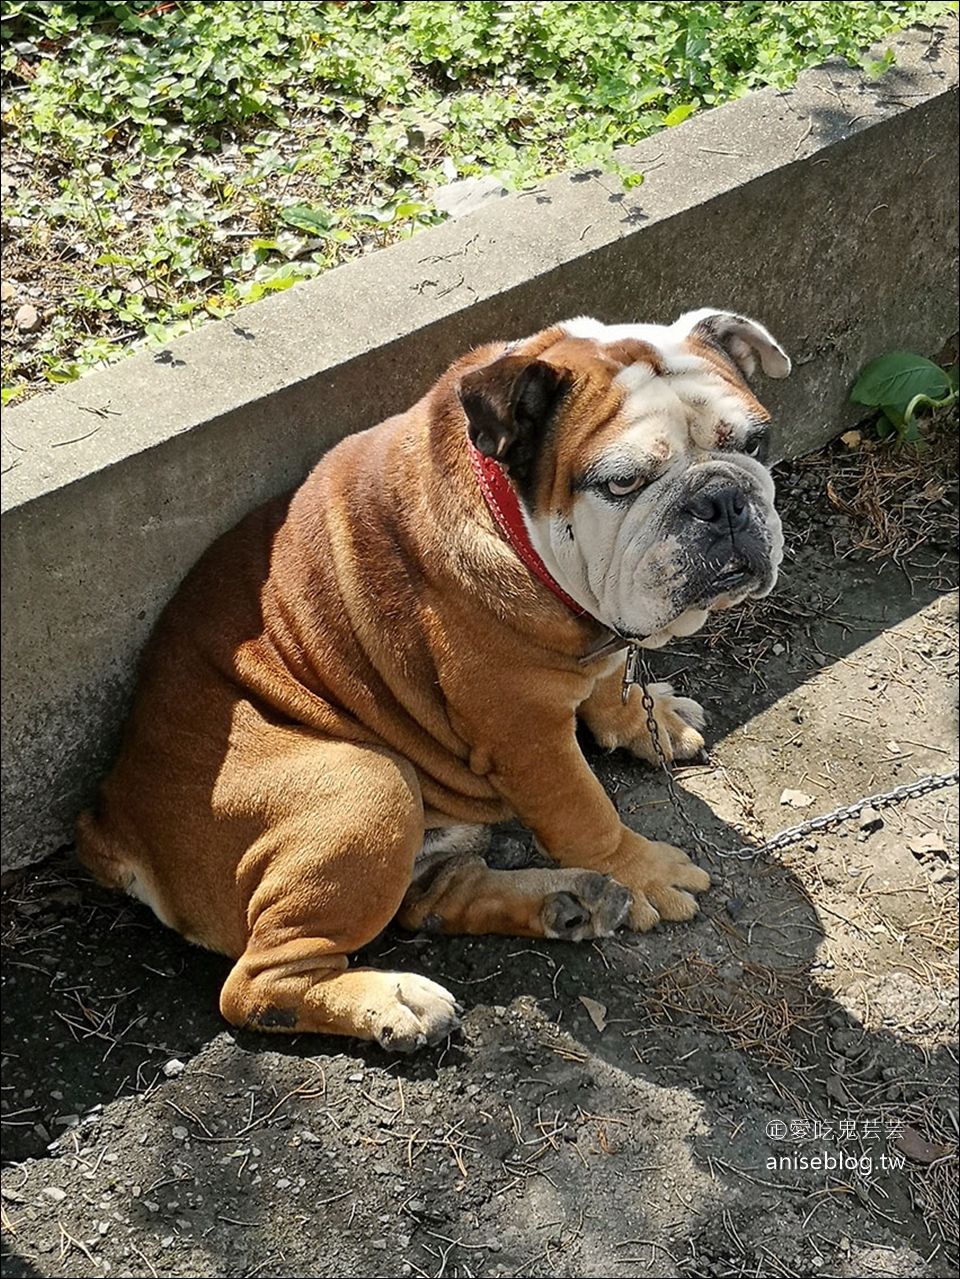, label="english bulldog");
[78,309,790,1051]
